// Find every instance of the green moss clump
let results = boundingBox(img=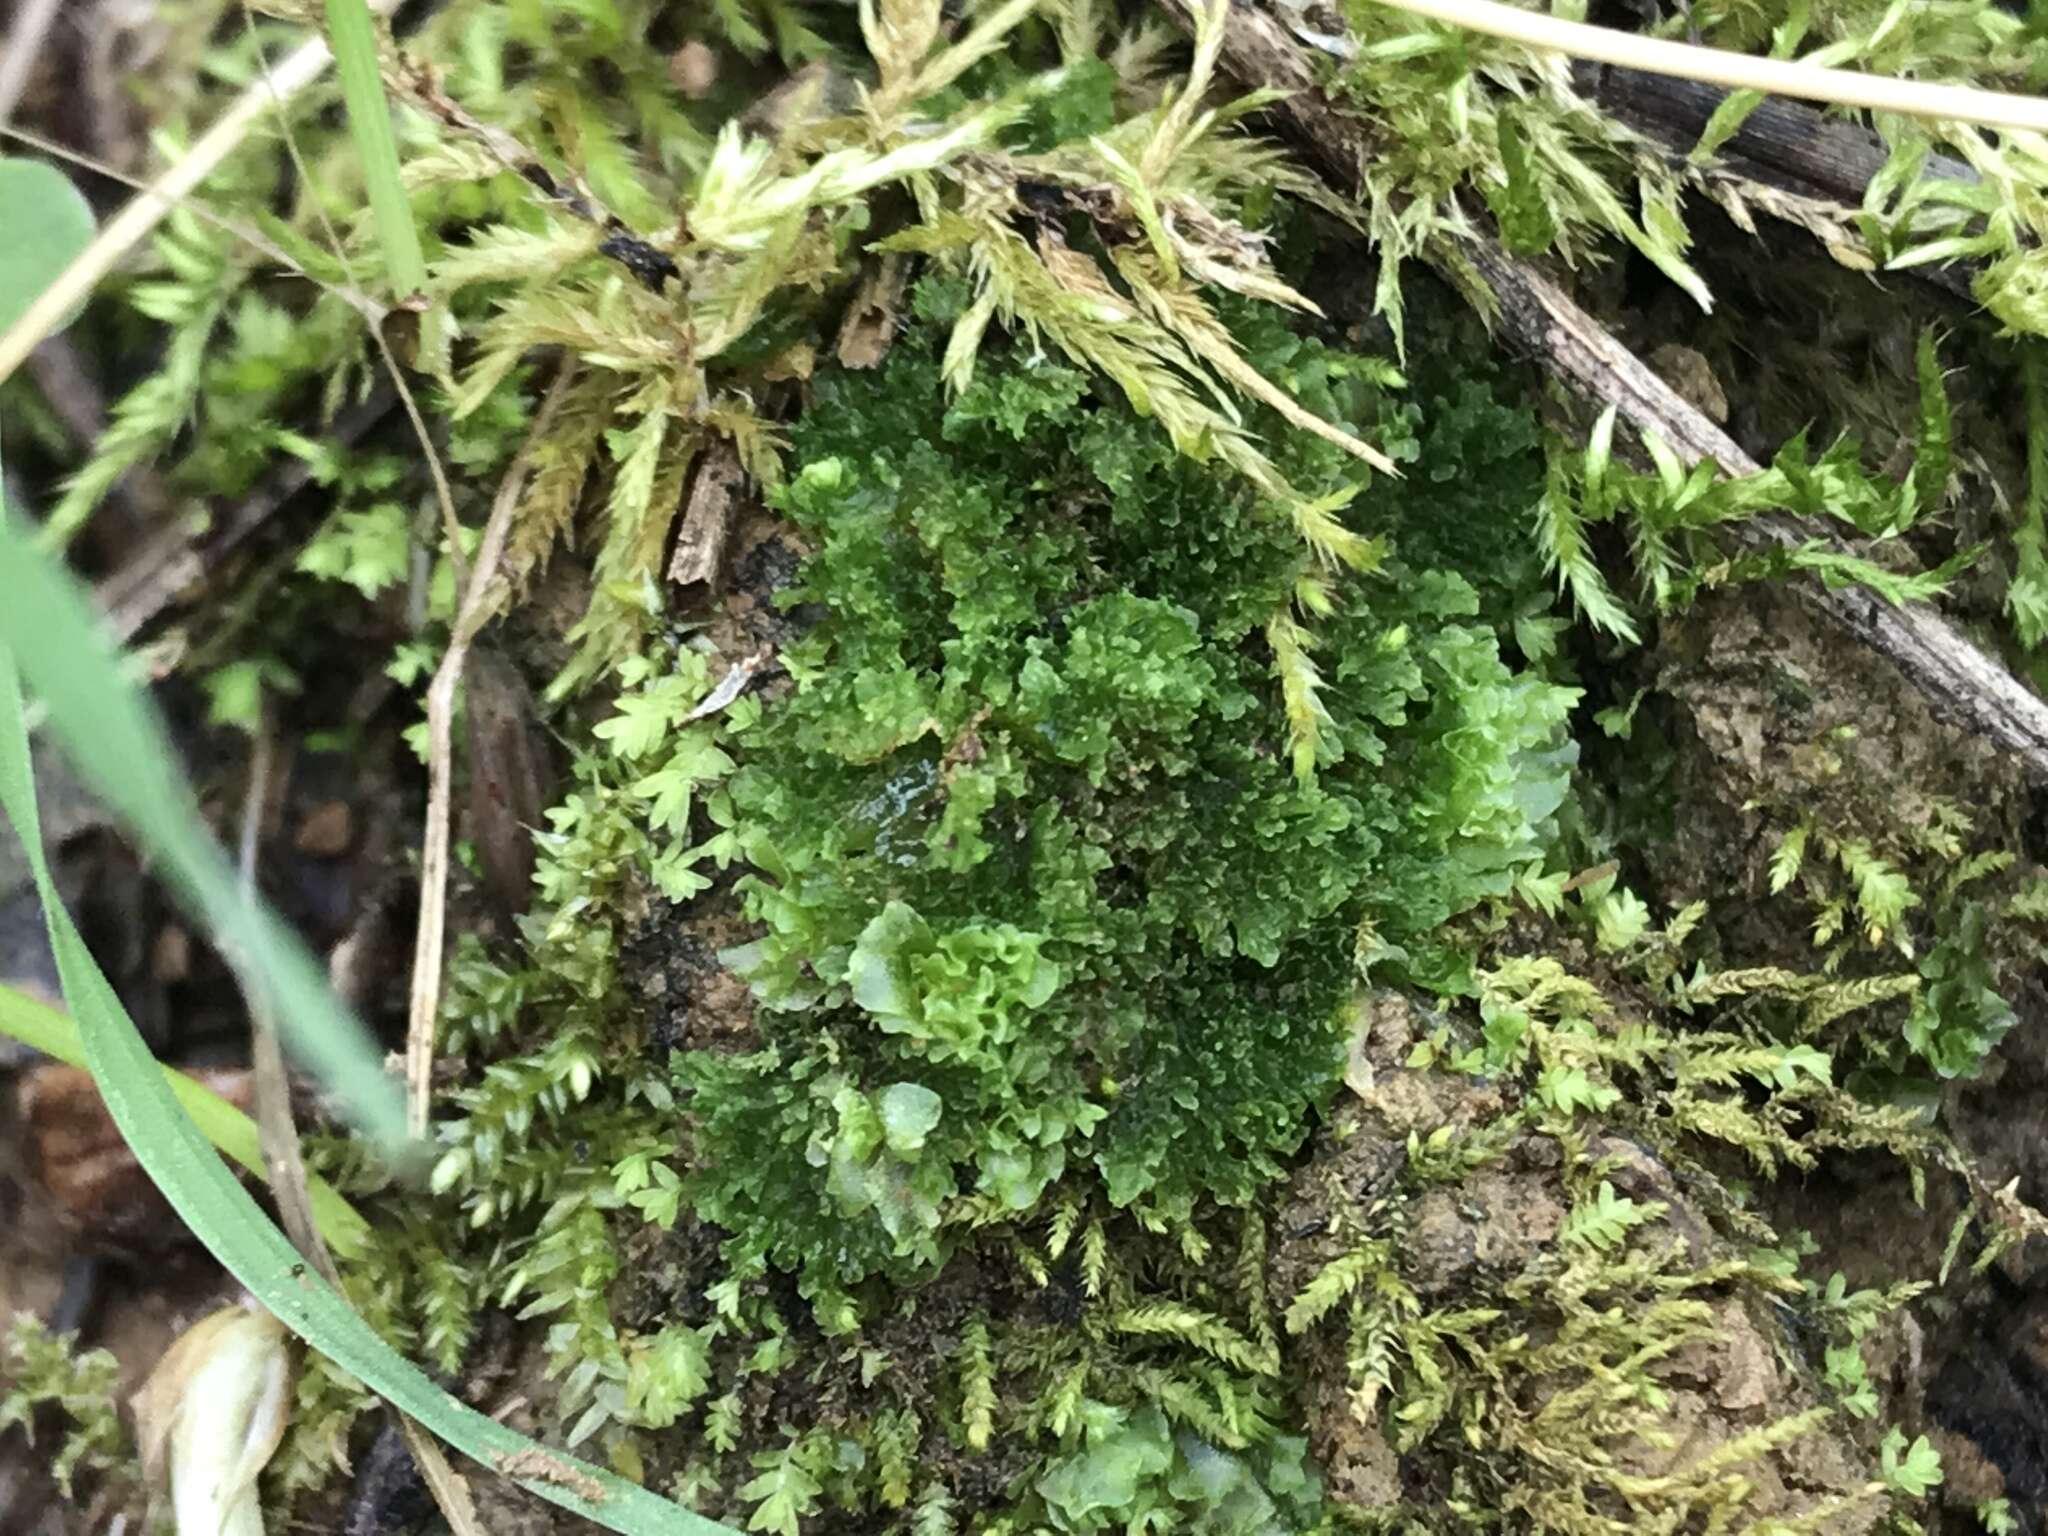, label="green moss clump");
[682,287,1578,1309]
[1035,1406,1321,1535]
[0,1315,135,1501]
